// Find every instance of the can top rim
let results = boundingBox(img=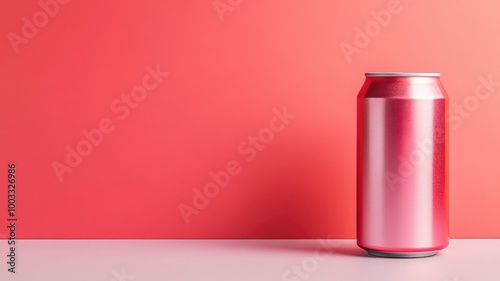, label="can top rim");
[365,72,440,77]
